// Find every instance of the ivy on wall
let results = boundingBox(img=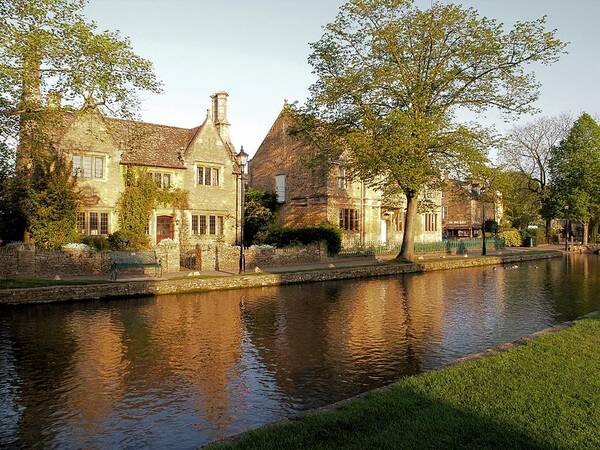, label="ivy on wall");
[116,167,188,249]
